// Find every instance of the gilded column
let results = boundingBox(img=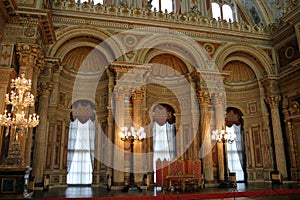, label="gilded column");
[265,95,287,178]
[32,66,53,184]
[198,89,213,182]
[113,86,125,185]
[214,92,225,181]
